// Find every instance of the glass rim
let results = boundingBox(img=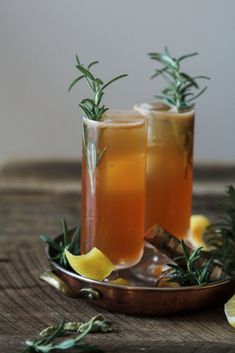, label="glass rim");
[82,109,146,128]
[133,101,195,116]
